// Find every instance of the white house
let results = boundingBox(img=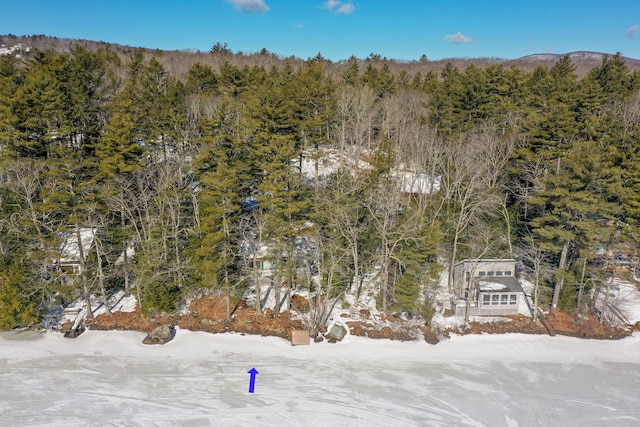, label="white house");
[293,149,441,196]
[453,259,525,316]
[240,234,317,281]
[240,241,278,277]
[53,228,96,275]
